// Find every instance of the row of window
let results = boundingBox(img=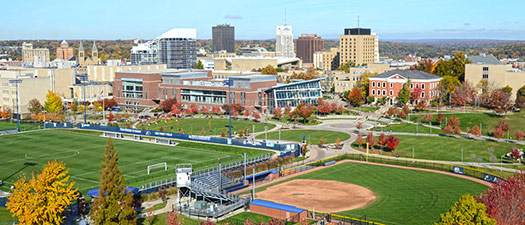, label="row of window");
[371,81,437,90]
